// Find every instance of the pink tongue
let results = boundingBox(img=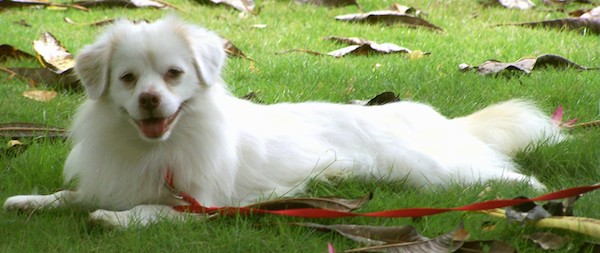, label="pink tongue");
[140,118,168,138]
